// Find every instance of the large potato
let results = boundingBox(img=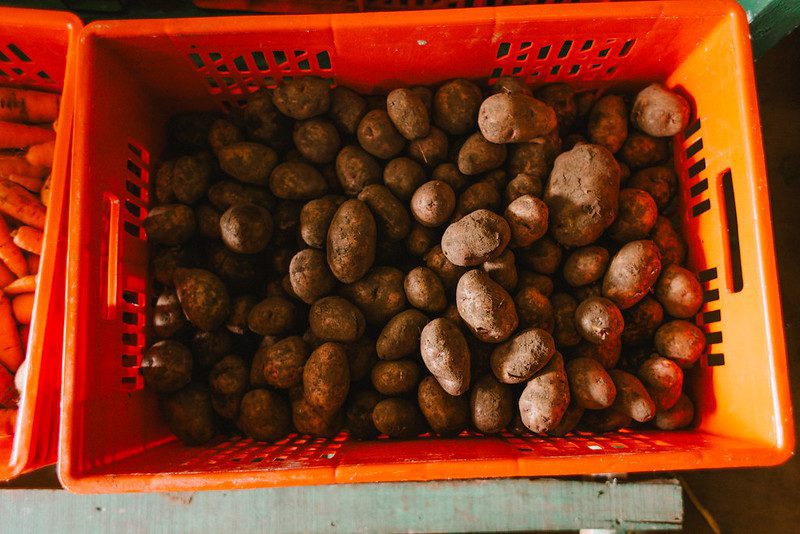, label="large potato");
[420,317,471,396]
[299,195,344,249]
[441,209,511,267]
[376,309,429,361]
[628,166,677,210]
[303,342,350,415]
[309,296,366,343]
[490,328,555,384]
[171,153,212,205]
[174,268,230,332]
[536,83,577,133]
[516,236,562,275]
[456,269,518,343]
[327,199,377,283]
[518,352,570,434]
[619,131,669,170]
[418,376,470,436]
[478,93,557,144]
[237,389,291,442]
[470,374,514,434]
[580,407,631,433]
[565,357,616,410]
[405,223,438,257]
[453,181,501,220]
[602,240,662,309]
[339,266,406,326]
